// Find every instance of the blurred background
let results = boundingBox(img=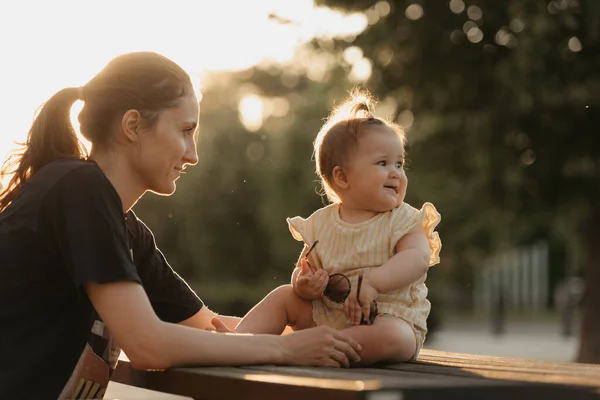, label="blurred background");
[2,0,599,365]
